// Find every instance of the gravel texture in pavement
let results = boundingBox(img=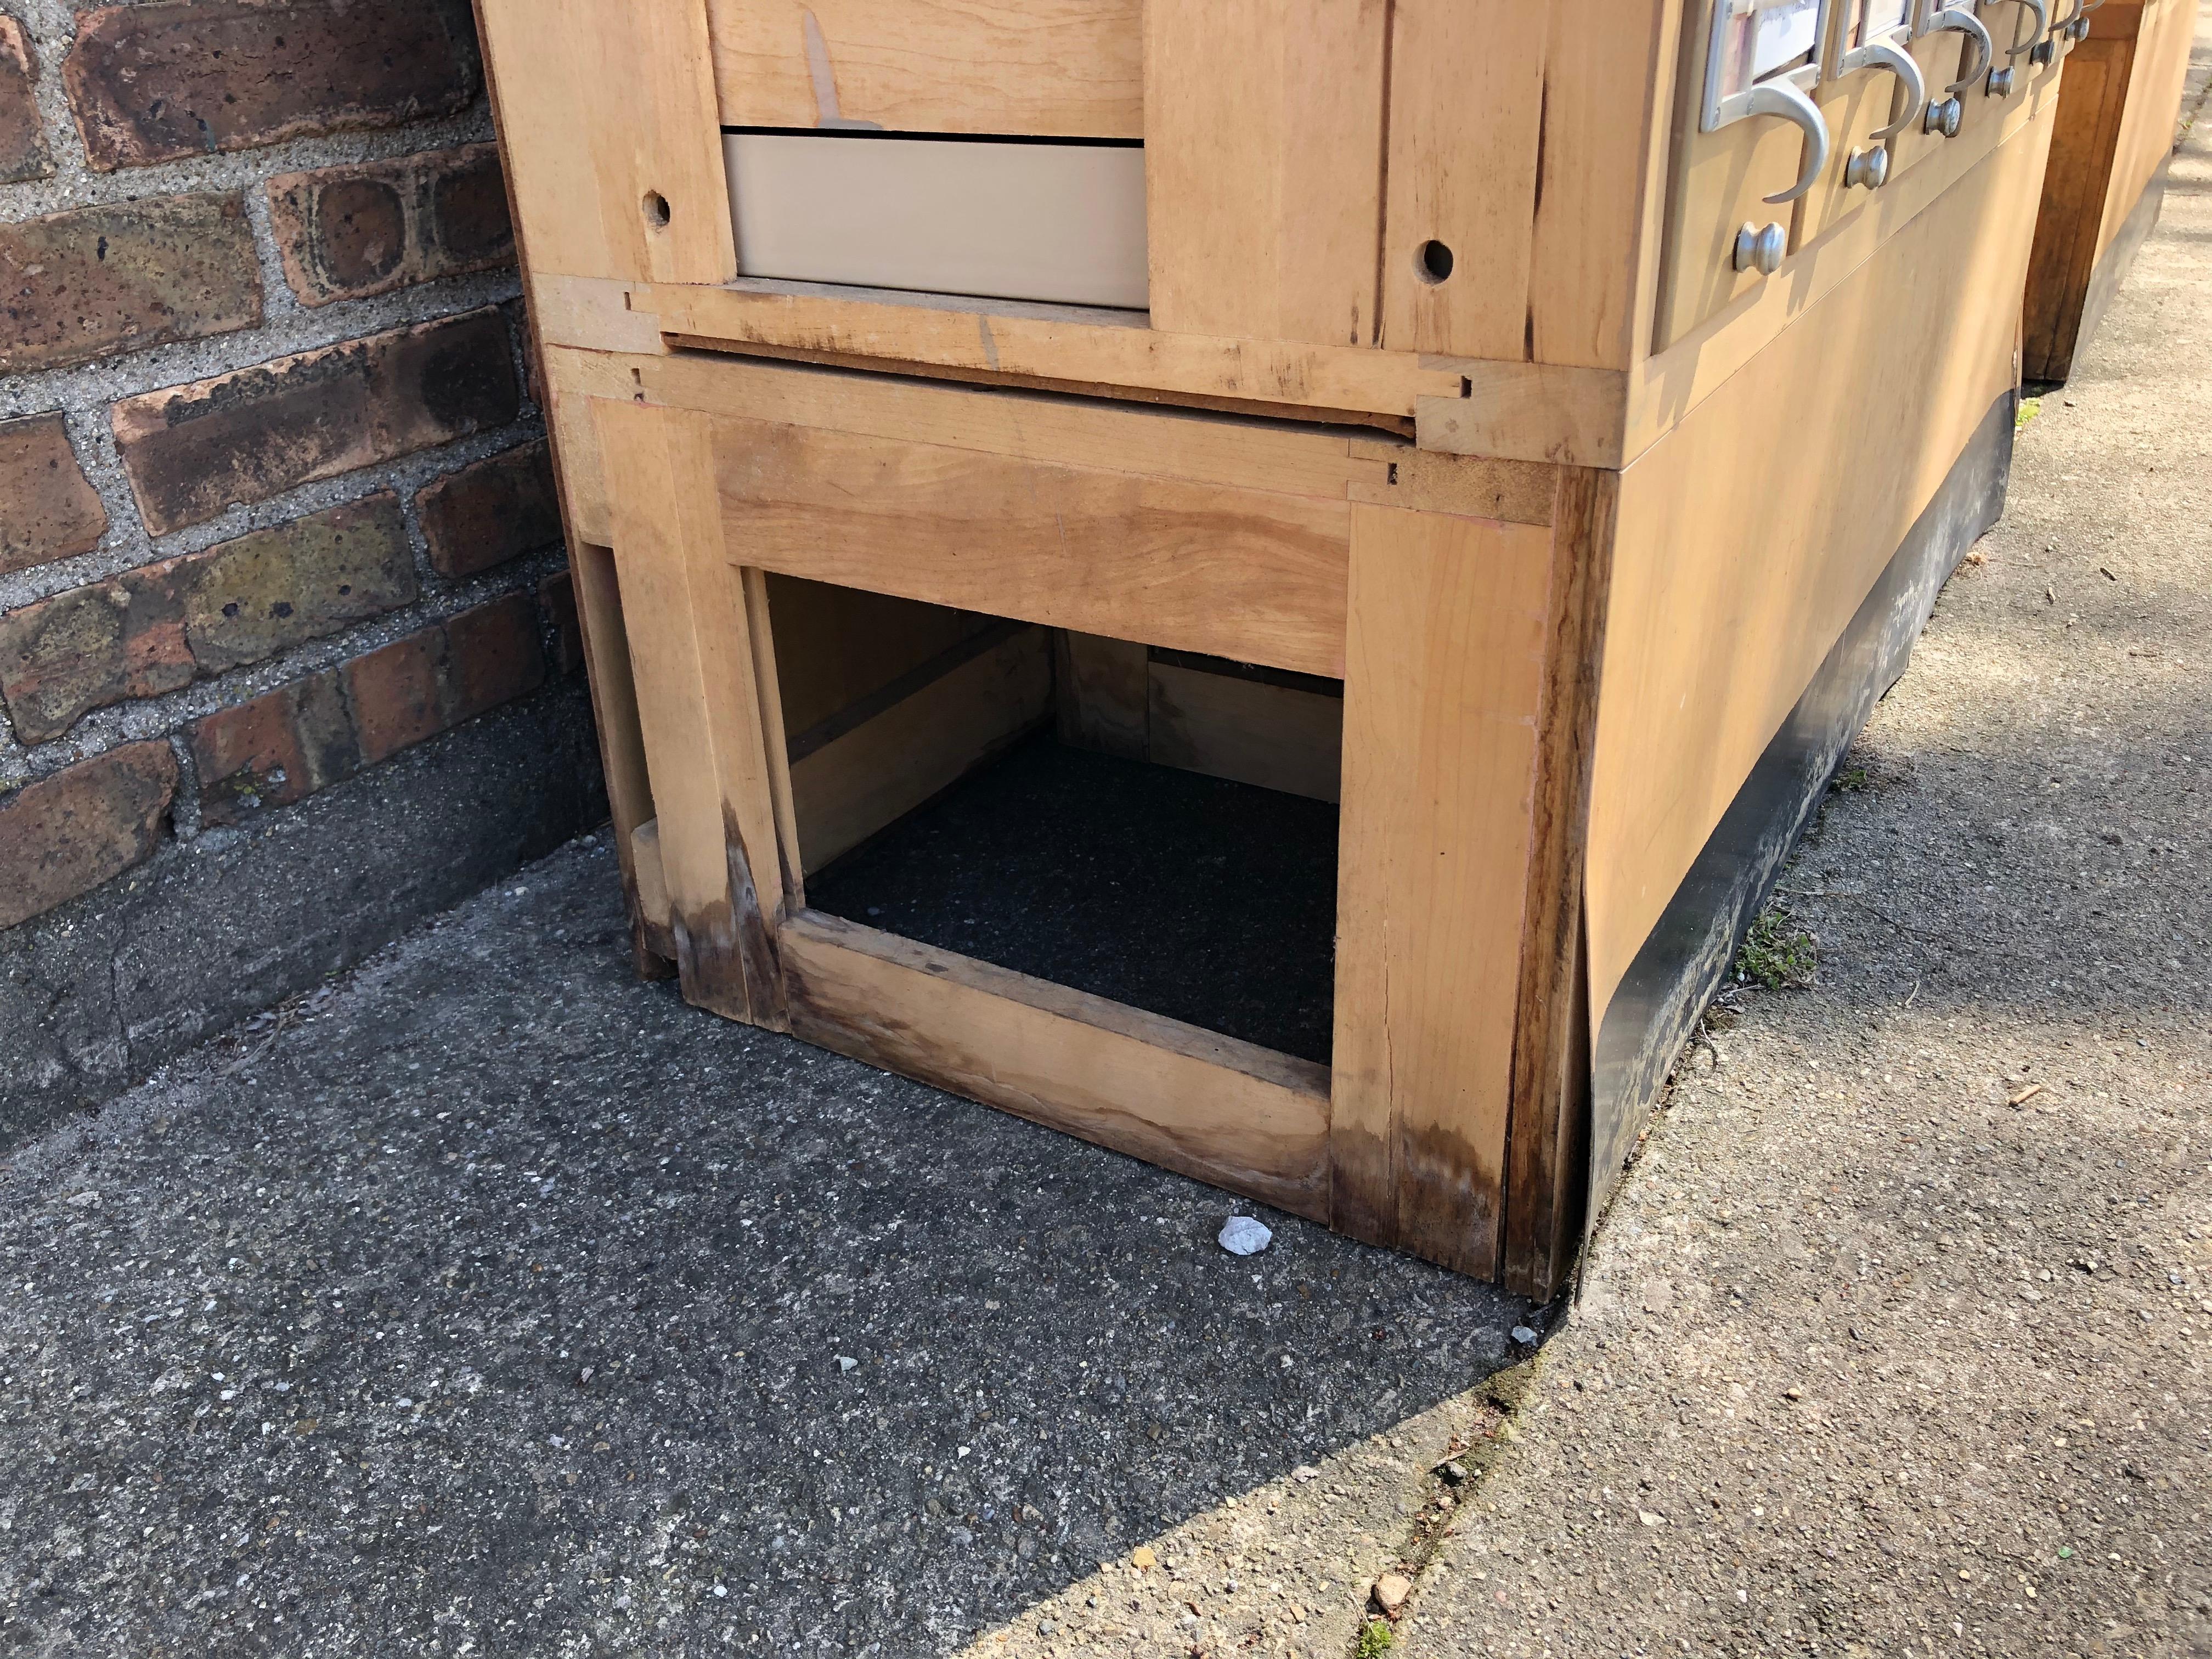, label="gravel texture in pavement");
[0,839,1525,1657]
[1395,47,2212,1659]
